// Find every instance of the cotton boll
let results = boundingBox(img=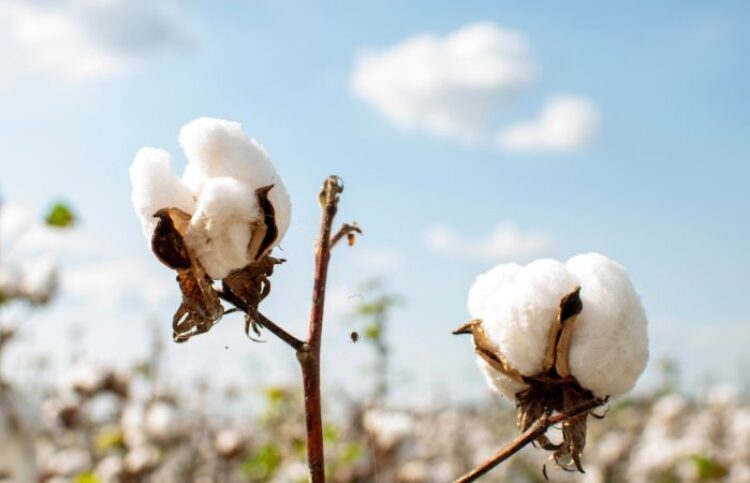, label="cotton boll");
[185,177,260,279]
[130,147,195,240]
[565,253,648,397]
[467,253,648,401]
